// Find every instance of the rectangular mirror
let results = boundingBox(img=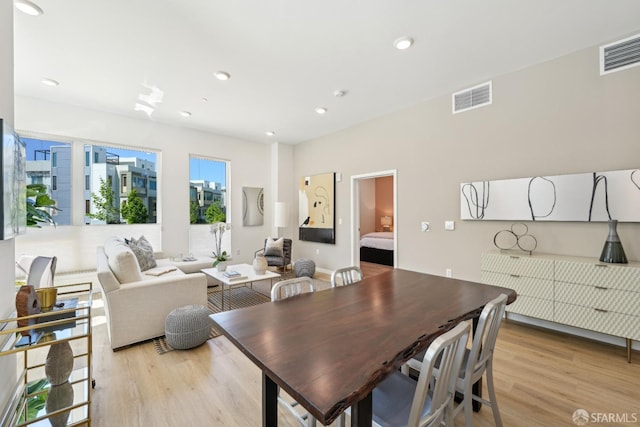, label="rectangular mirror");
[242,187,264,226]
